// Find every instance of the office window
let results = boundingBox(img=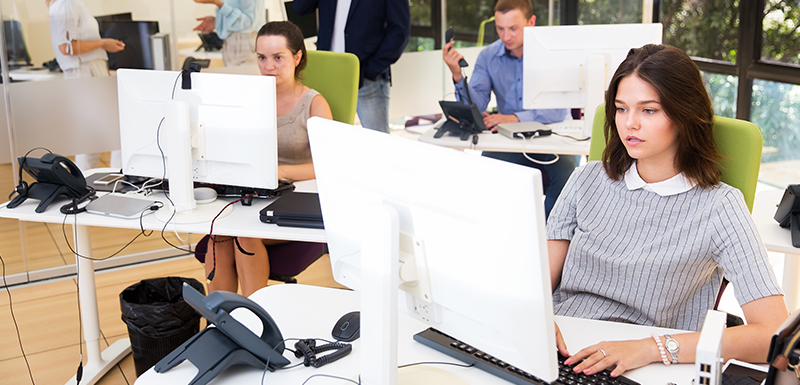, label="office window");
[662,0,739,63]
[576,0,643,24]
[752,79,800,187]
[447,0,495,48]
[762,2,800,64]
[408,0,439,51]
[407,0,556,51]
[703,72,738,118]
